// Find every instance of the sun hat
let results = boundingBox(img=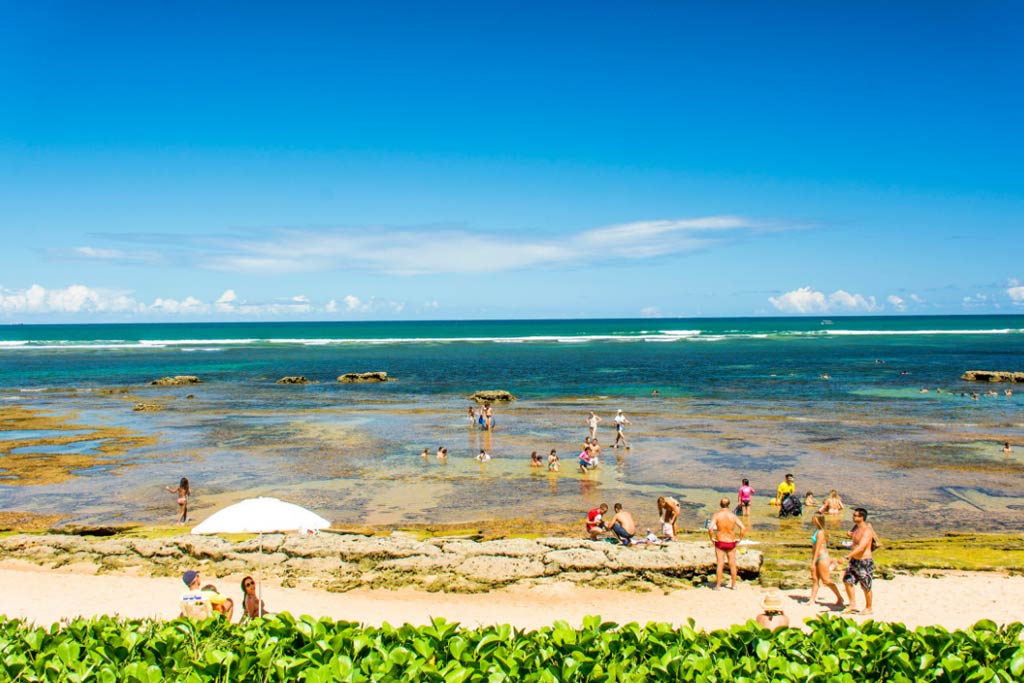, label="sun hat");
[182,569,200,586]
[760,591,783,611]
